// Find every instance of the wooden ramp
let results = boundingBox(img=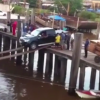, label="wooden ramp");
[35,16,58,28]
[0,45,51,60]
